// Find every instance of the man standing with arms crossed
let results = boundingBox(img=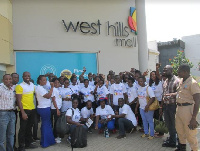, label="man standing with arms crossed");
[175,64,200,151]
[16,72,37,151]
